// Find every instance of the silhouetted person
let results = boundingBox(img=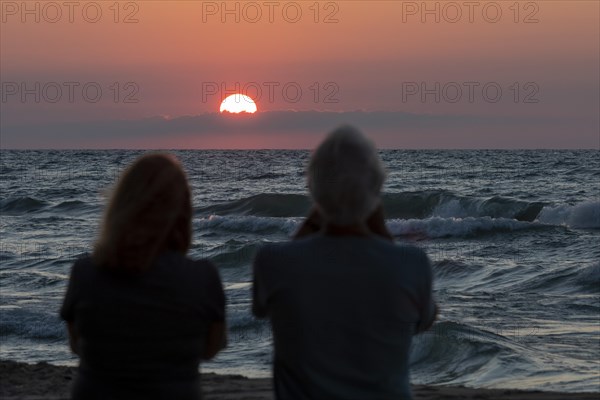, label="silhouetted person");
[60,153,226,400]
[253,126,437,399]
